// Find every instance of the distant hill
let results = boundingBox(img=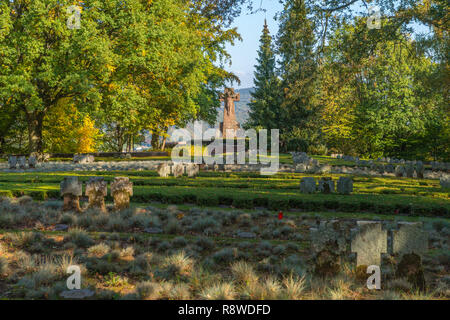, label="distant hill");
[215,87,253,127]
